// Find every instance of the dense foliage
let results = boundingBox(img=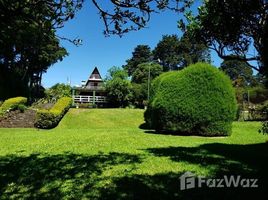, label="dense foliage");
[105,67,132,107]
[35,97,72,129]
[181,0,268,77]
[130,62,163,107]
[0,97,27,115]
[123,45,152,76]
[220,59,257,87]
[132,63,163,84]
[0,0,82,100]
[153,34,210,71]
[45,83,72,101]
[145,63,237,136]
